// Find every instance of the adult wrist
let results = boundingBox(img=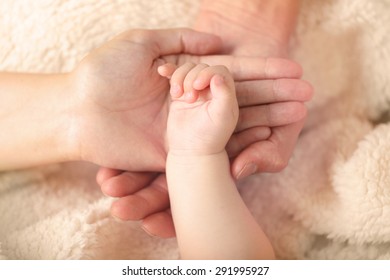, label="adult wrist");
[35,72,81,164]
[0,72,79,169]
